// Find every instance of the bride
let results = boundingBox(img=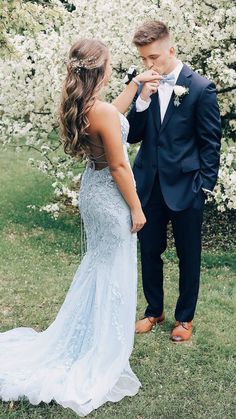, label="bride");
[0,38,159,417]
